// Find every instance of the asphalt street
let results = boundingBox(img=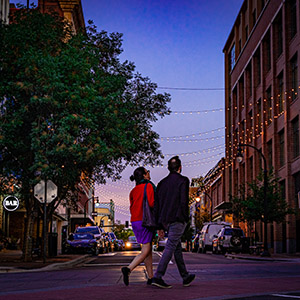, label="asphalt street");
[0,251,299,300]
